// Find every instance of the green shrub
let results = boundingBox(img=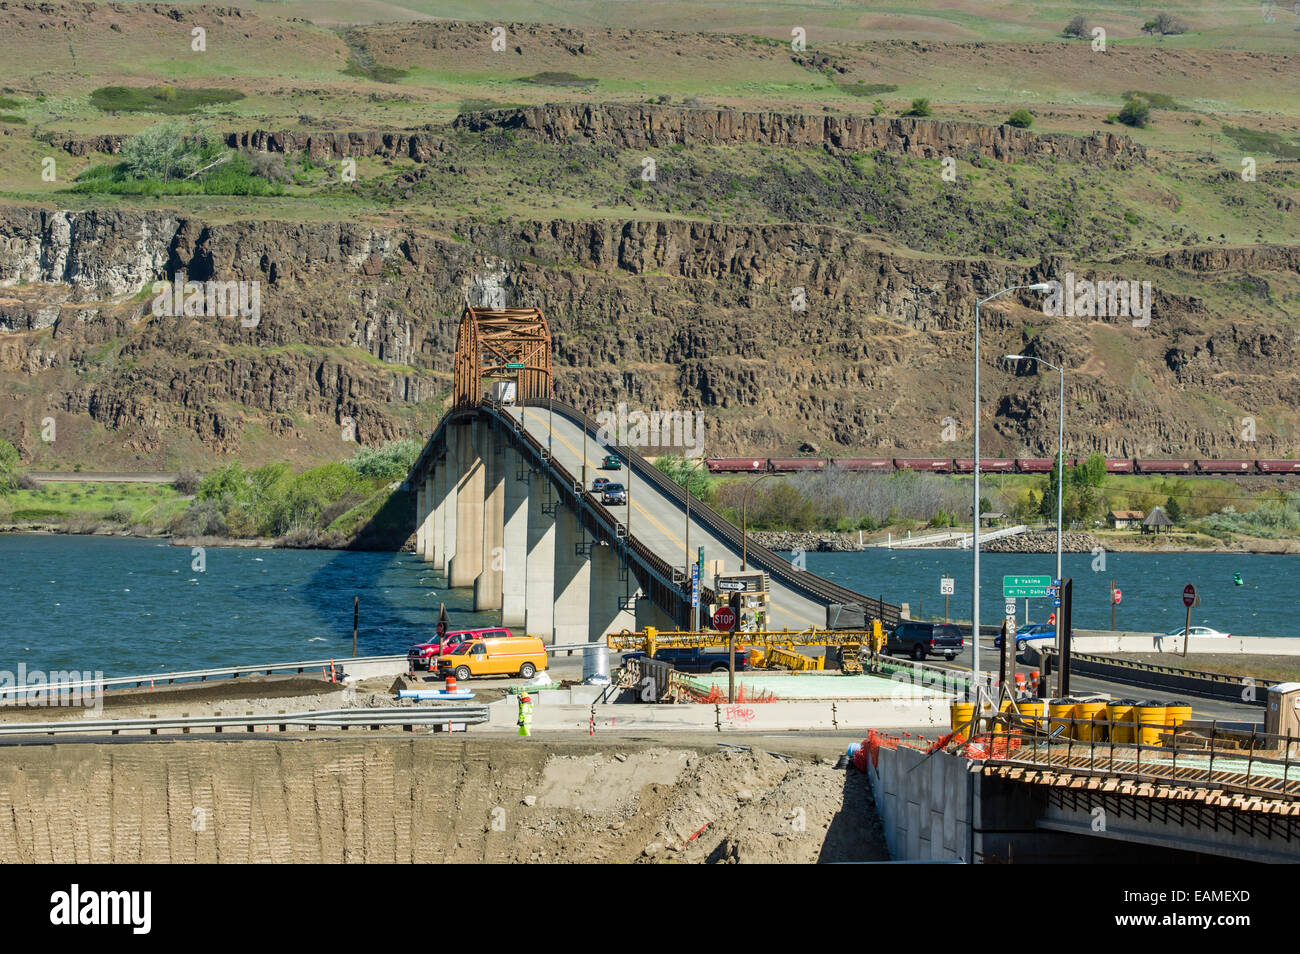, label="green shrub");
[90,85,244,114]
[1007,109,1034,128]
[903,98,932,117]
[346,440,419,480]
[1118,99,1151,129]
